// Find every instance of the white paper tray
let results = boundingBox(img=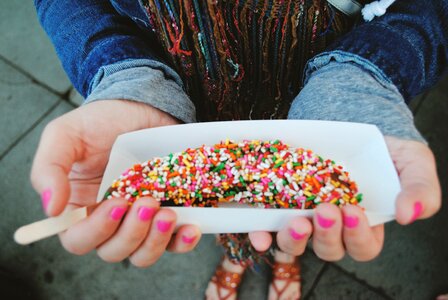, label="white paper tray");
[97,120,400,233]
